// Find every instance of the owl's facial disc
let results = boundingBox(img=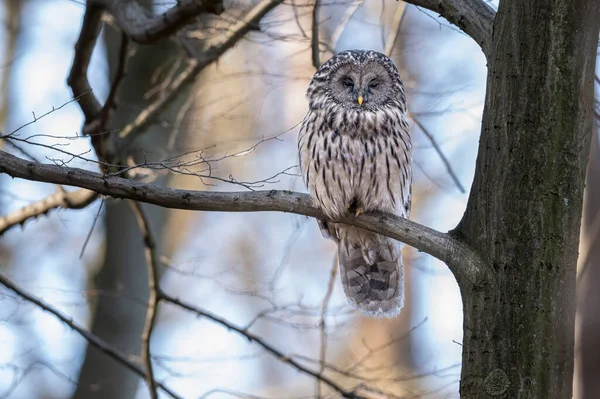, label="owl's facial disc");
[330,62,393,110]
